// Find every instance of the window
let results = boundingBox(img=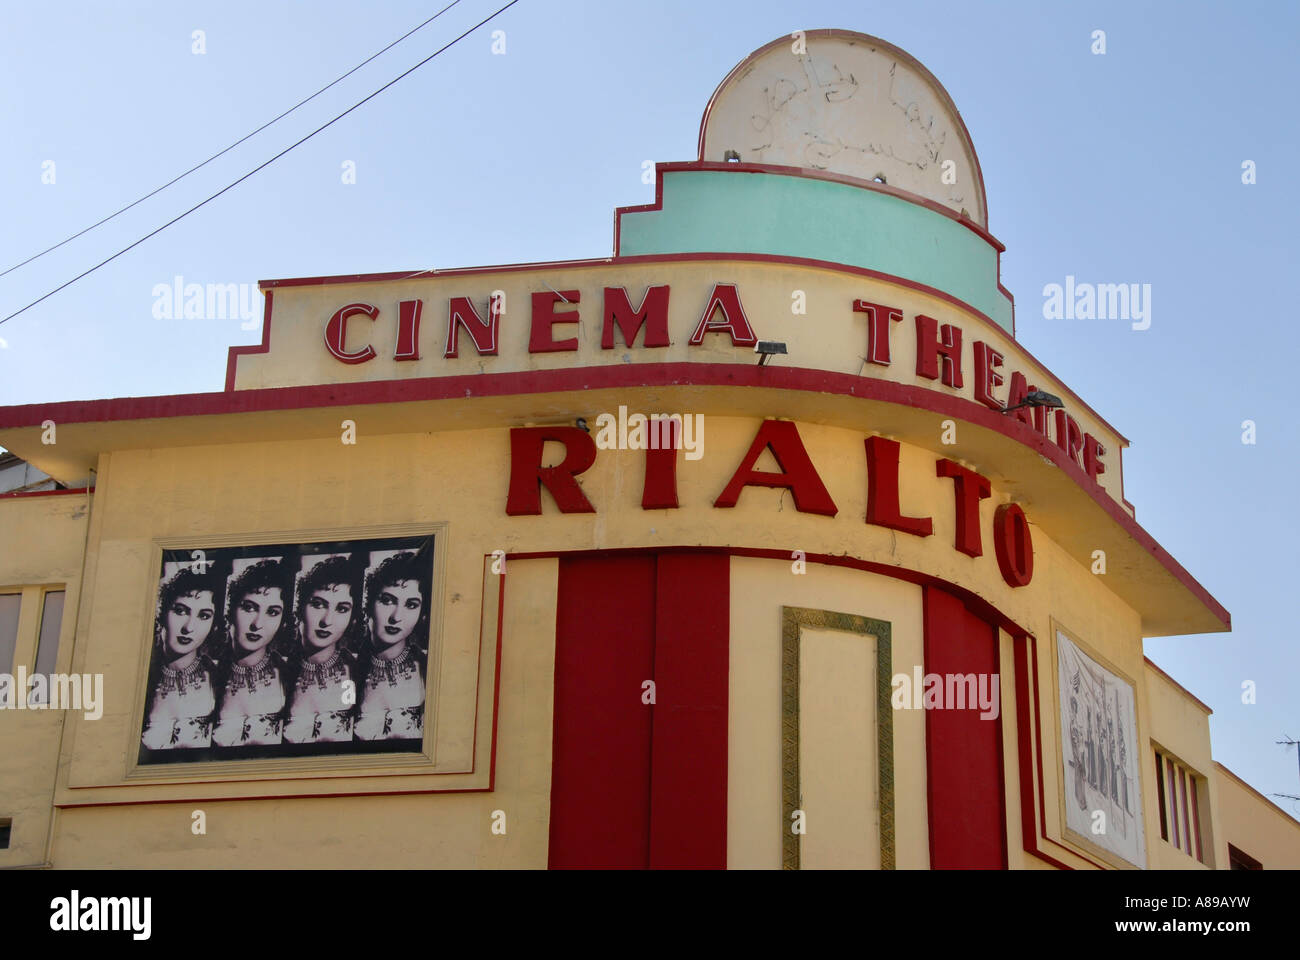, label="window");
[1228,842,1262,870]
[0,818,10,849]
[1154,749,1204,862]
[0,593,19,674]
[27,590,65,706]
